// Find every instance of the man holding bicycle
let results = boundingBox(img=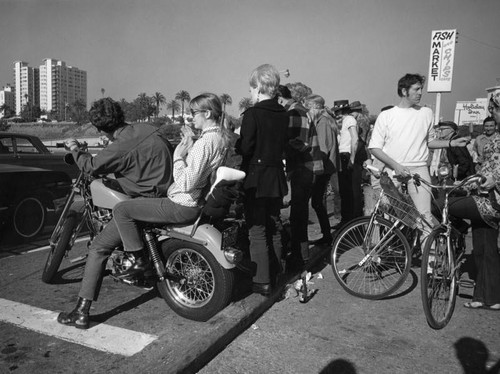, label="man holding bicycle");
[368,73,469,235]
